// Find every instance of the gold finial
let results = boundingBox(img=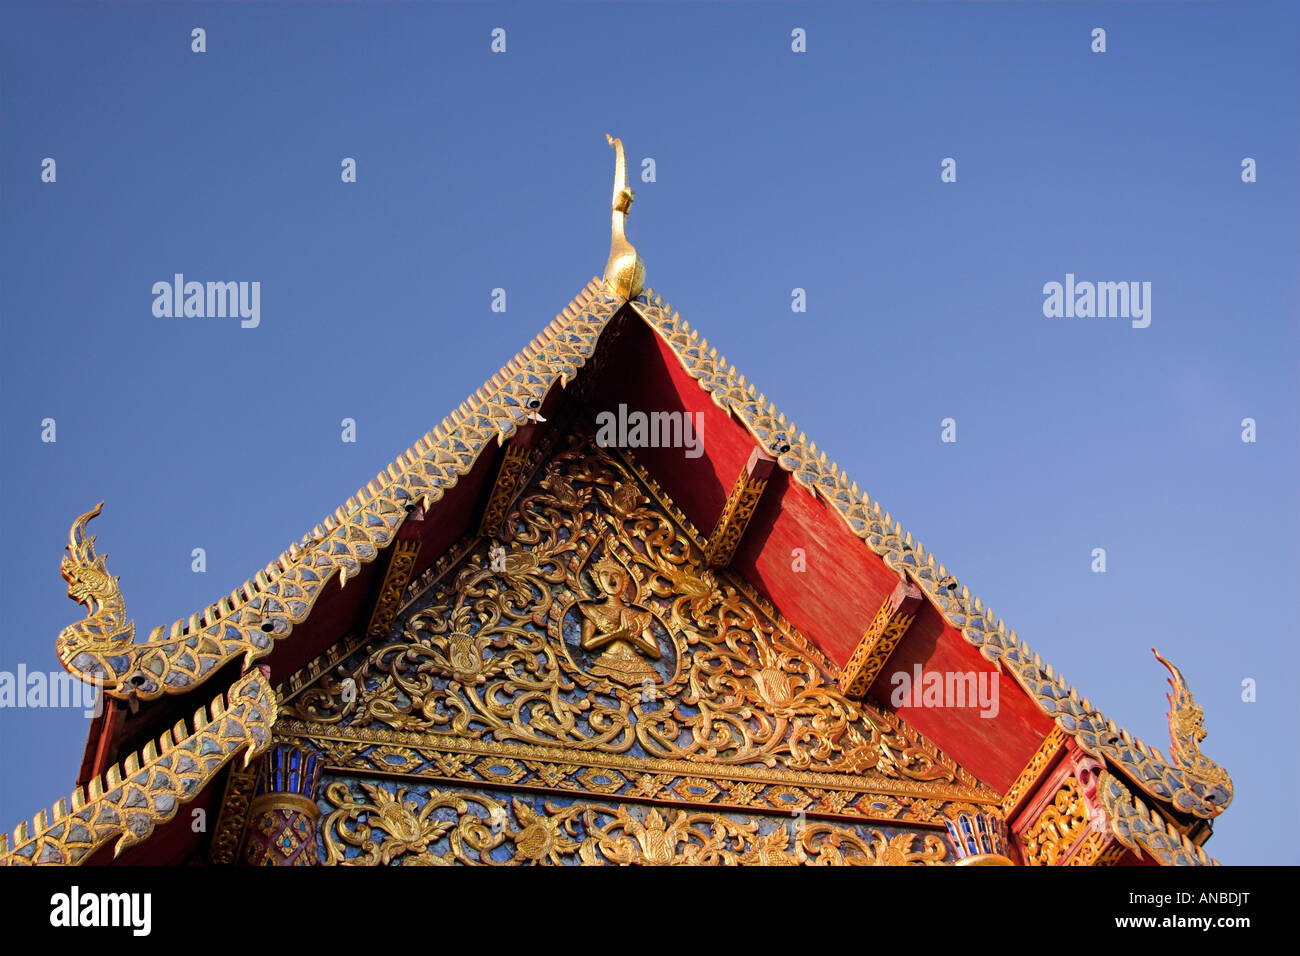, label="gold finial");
[603,134,646,300]
[1152,649,1232,797]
